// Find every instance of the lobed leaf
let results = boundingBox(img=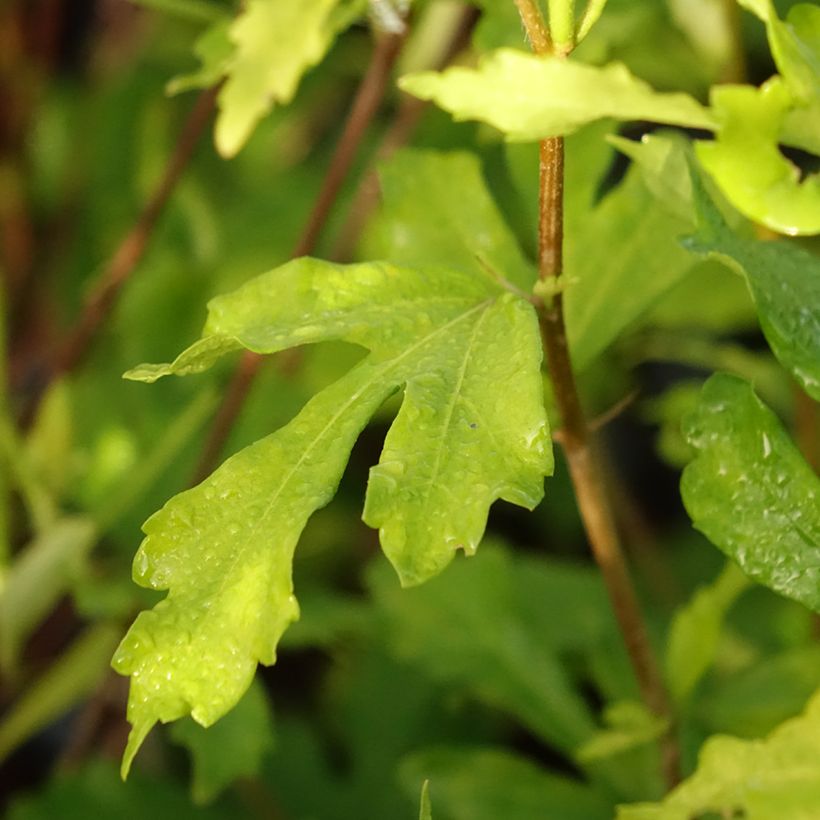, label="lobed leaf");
[696,80,820,236]
[685,166,820,398]
[215,0,345,157]
[618,686,820,819]
[116,258,552,771]
[739,0,820,104]
[399,49,715,142]
[680,374,820,611]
